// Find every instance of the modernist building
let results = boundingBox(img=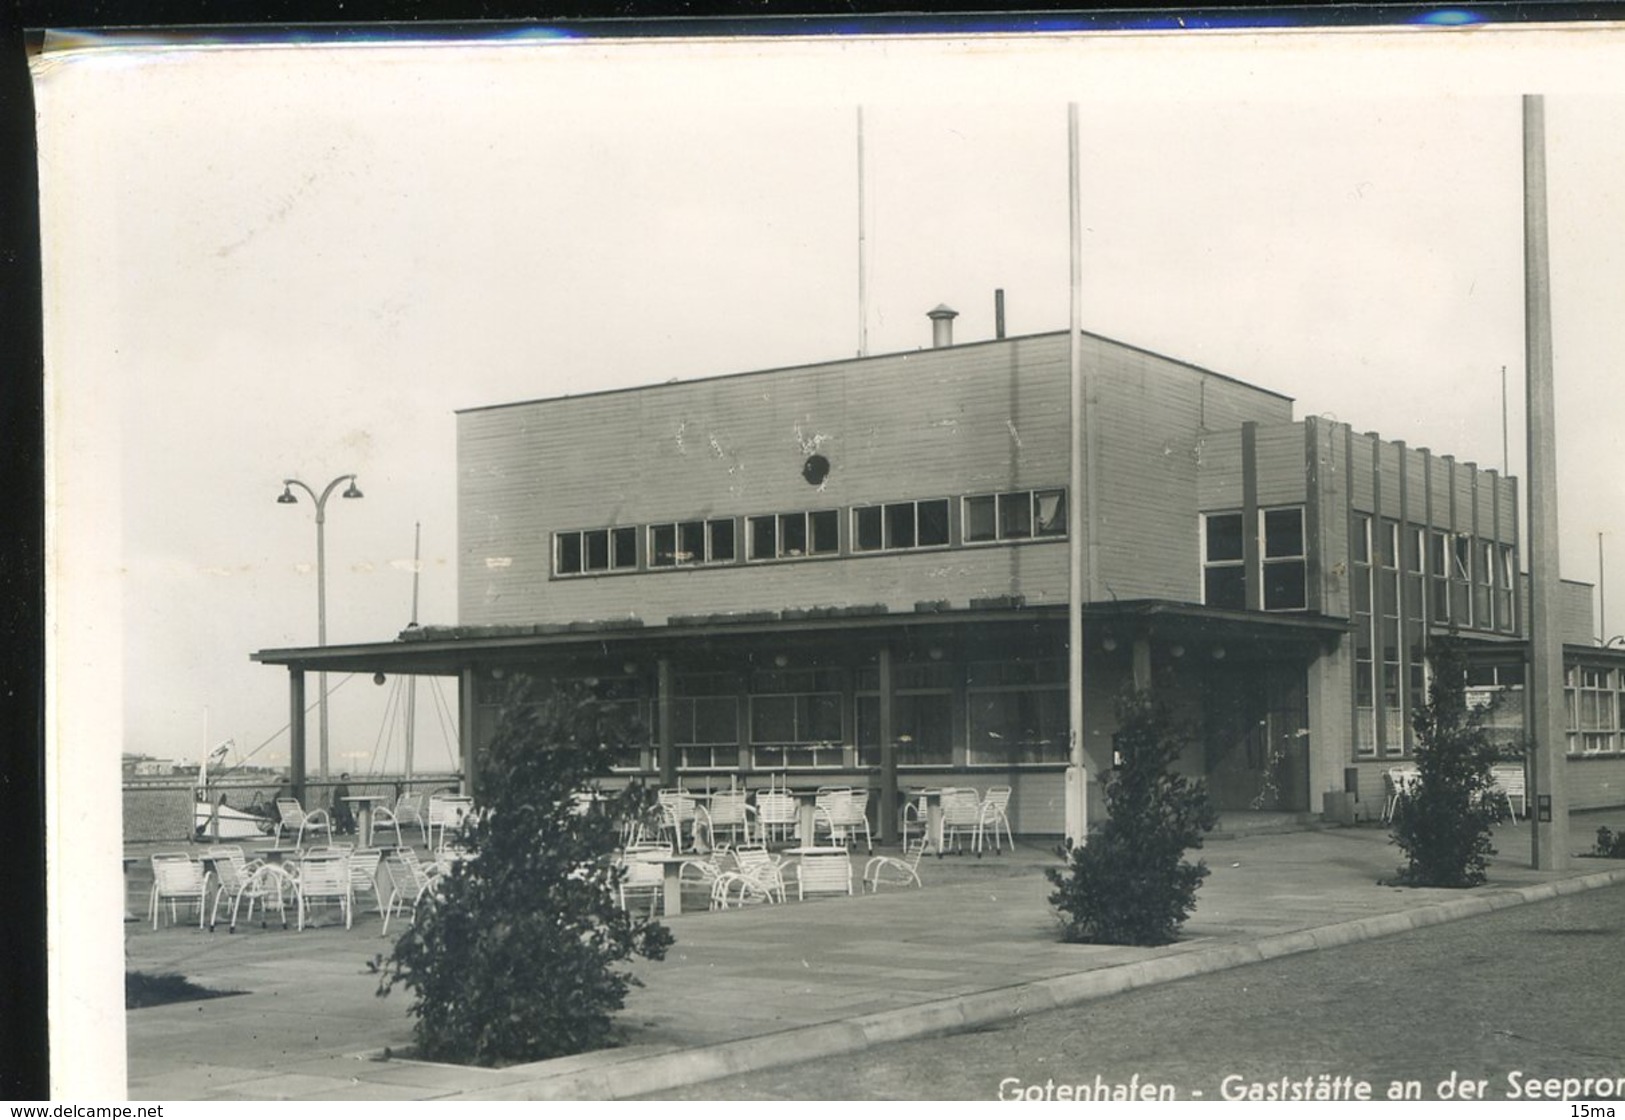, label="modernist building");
[254,310,1625,836]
